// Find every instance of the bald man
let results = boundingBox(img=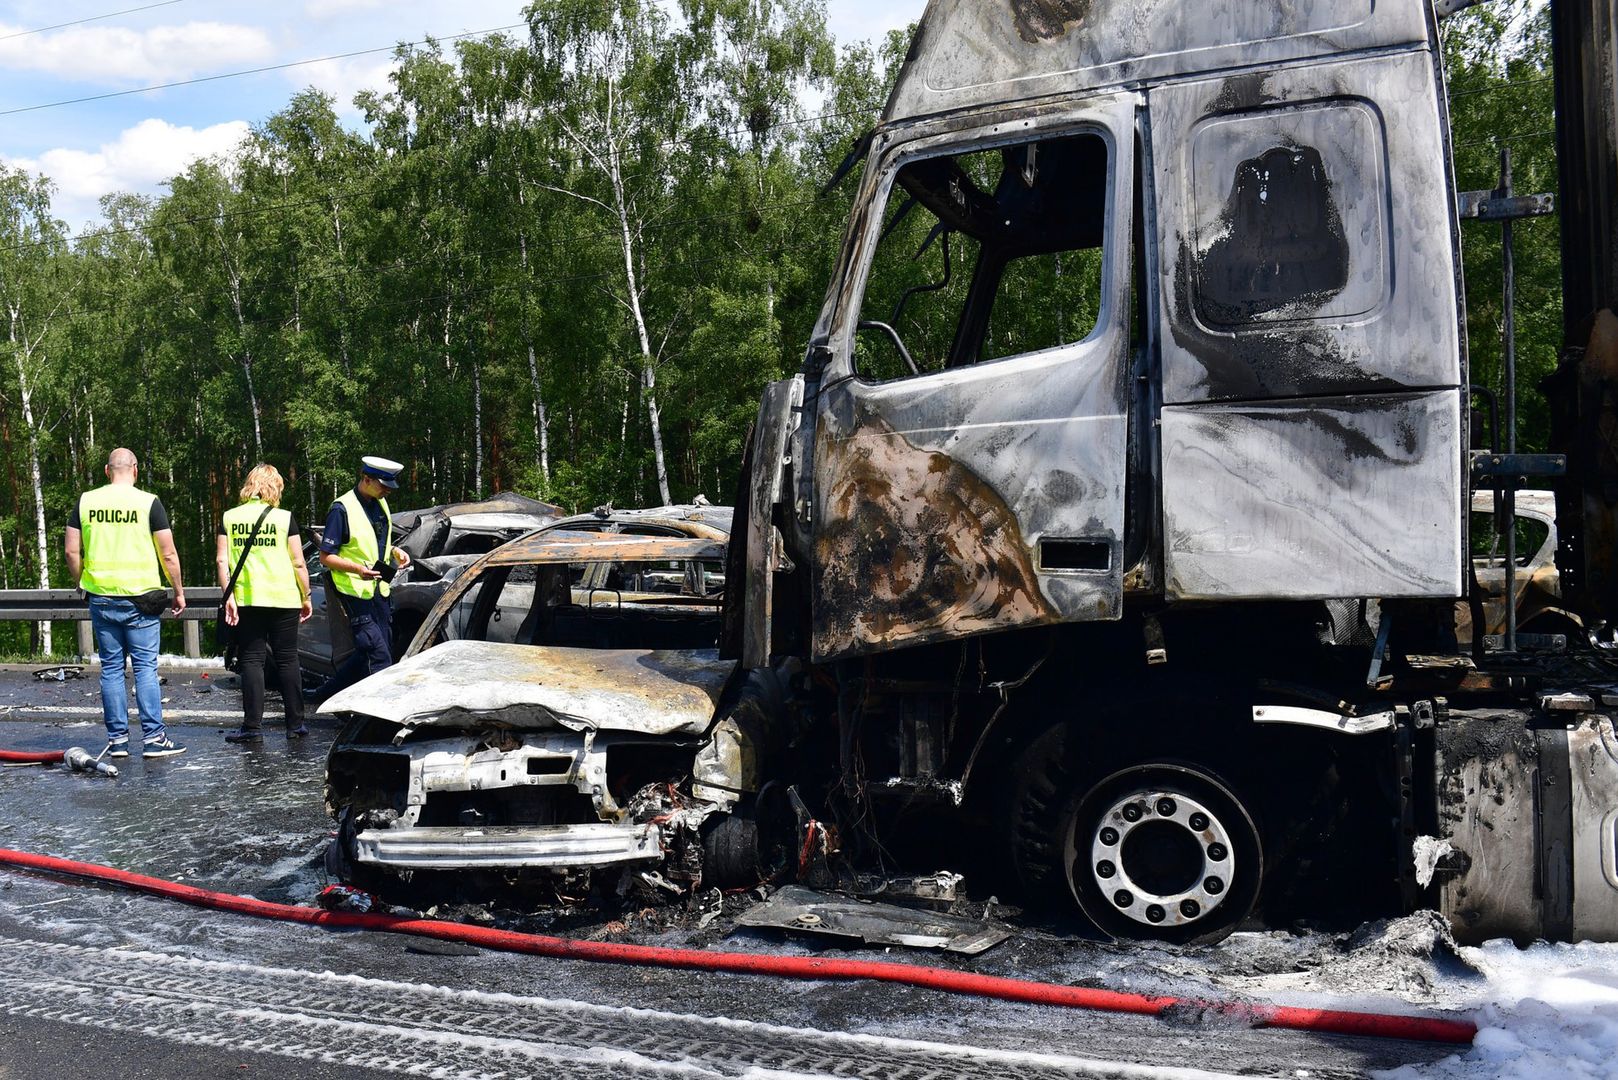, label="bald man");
[65,448,187,758]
